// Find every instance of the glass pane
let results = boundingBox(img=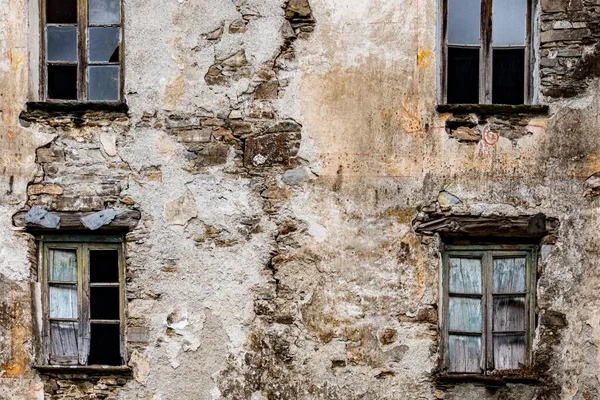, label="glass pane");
[493,257,526,293]
[492,49,525,105]
[47,26,78,62]
[449,297,482,332]
[493,296,526,331]
[90,287,120,319]
[88,323,122,365]
[449,258,482,293]
[89,0,121,24]
[49,249,77,282]
[47,0,78,23]
[449,335,481,373]
[50,321,78,359]
[48,65,78,100]
[492,0,526,46]
[494,334,526,370]
[88,66,119,101]
[448,0,481,45]
[90,250,119,283]
[447,47,479,104]
[89,27,120,62]
[49,285,78,318]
